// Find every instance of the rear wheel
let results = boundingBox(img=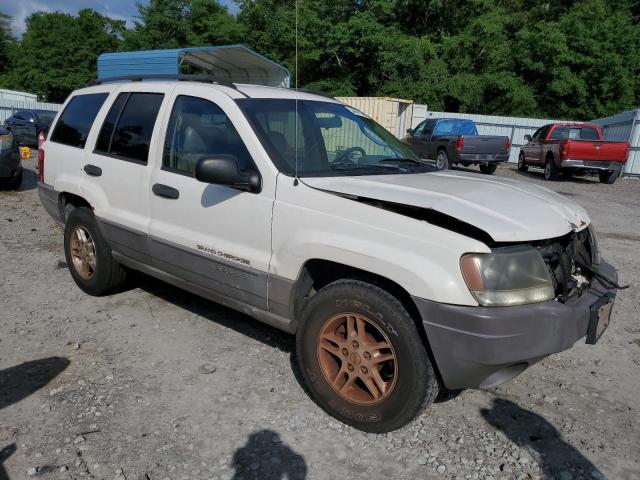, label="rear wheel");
[479,163,498,175]
[599,169,620,184]
[544,156,560,181]
[436,150,450,170]
[517,153,528,172]
[64,207,126,295]
[296,279,439,433]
